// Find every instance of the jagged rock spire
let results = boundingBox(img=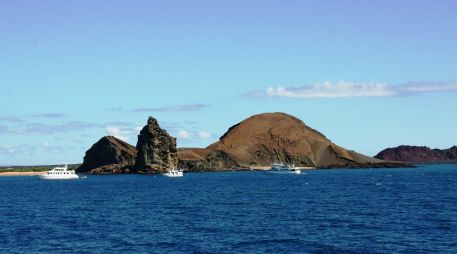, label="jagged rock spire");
[134,116,178,172]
